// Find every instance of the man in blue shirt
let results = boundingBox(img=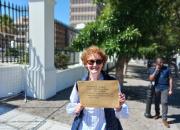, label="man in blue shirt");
[149,58,173,128]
